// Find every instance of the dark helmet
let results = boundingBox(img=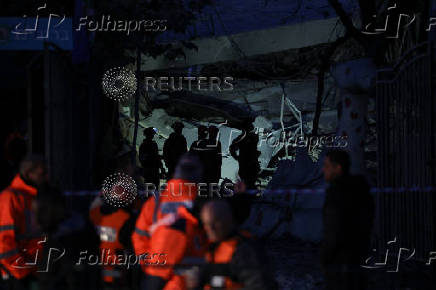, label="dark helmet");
[171,121,184,130]
[198,125,208,139]
[143,127,156,137]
